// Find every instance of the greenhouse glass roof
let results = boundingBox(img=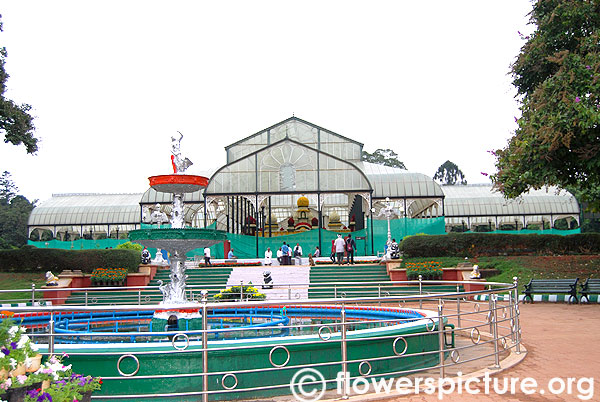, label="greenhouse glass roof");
[28,193,142,226]
[361,162,444,199]
[207,138,372,195]
[442,184,580,224]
